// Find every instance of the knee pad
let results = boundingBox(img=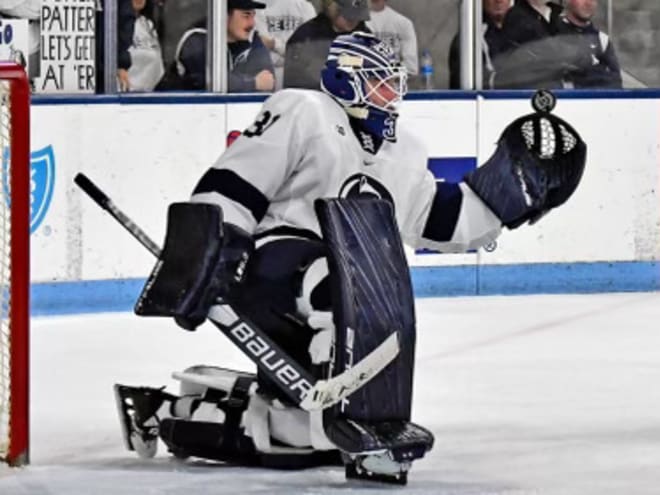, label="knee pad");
[296,257,330,318]
[173,364,256,397]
